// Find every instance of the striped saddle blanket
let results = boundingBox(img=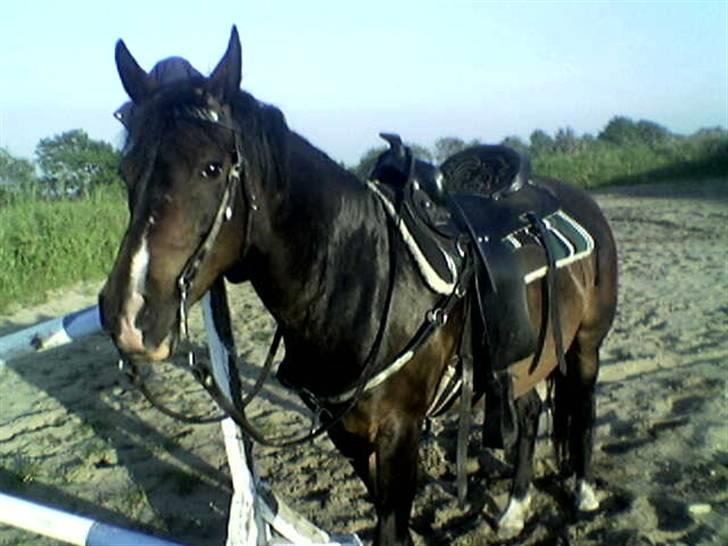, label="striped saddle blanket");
[505,209,594,284]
